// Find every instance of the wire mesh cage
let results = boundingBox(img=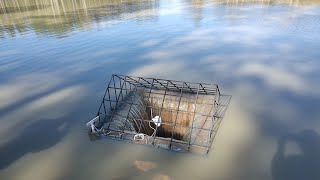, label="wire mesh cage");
[88,74,221,154]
